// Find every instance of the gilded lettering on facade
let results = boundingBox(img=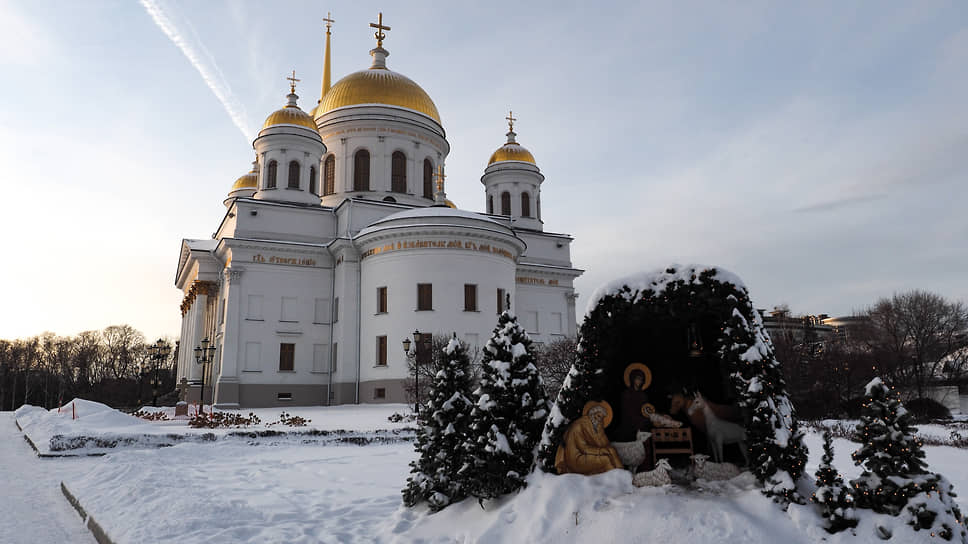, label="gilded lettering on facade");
[251,254,317,267]
[360,239,515,261]
[516,277,559,286]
